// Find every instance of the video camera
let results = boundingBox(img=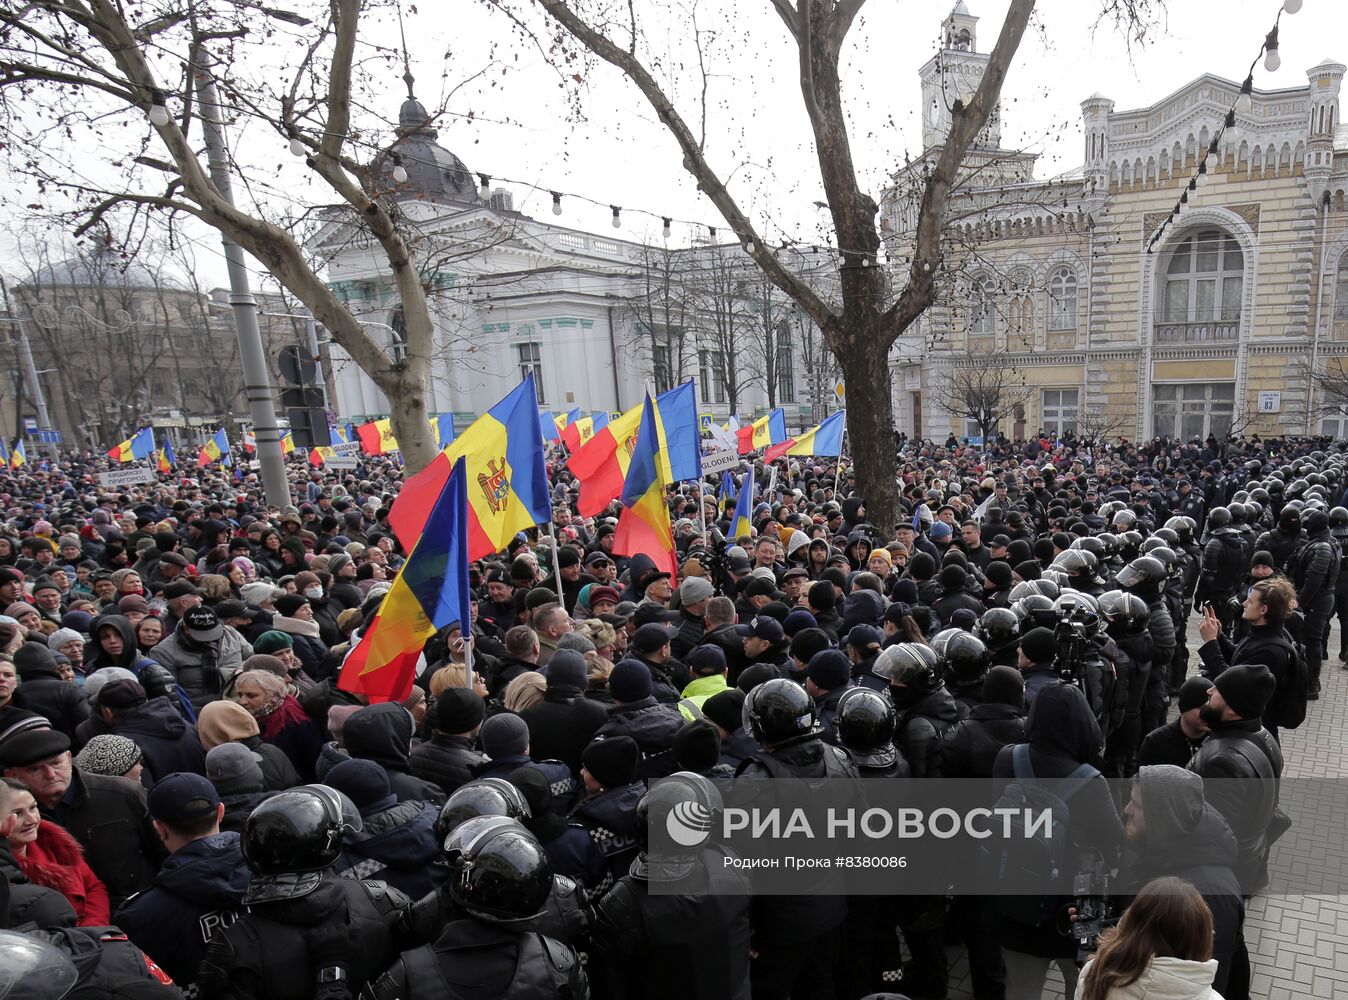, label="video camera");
[1052,597,1114,728]
[1070,854,1117,964]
